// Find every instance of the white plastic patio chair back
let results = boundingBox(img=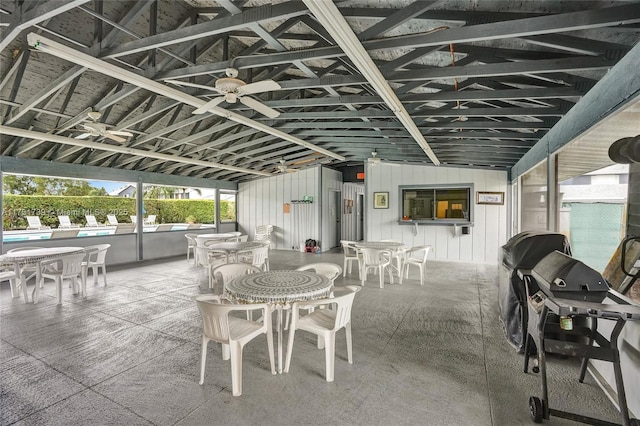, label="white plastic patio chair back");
[7,246,44,296]
[40,253,86,304]
[193,295,275,396]
[284,286,360,382]
[249,246,269,271]
[239,234,249,242]
[82,243,110,288]
[85,215,101,227]
[211,263,260,294]
[402,245,432,285]
[340,240,361,278]
[380,239,405,275]
[107,215,119,225]
[360,247,394,288]
[0,265,19,299]
[185,233,197,264]
[26,216,49,230]
[254,224,273,241]
[296,263,343,284]
[197,243,226,288]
